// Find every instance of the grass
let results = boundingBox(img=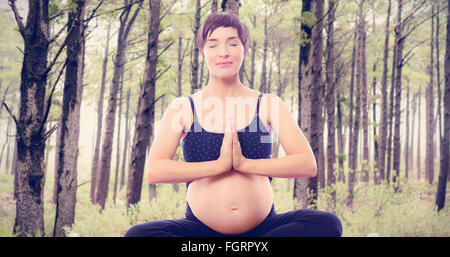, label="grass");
[0,170,449,237]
